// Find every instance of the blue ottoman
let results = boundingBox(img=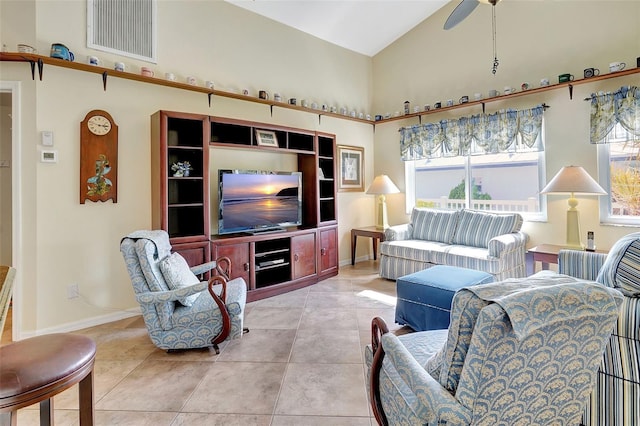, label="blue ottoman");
[395,265,494,331]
